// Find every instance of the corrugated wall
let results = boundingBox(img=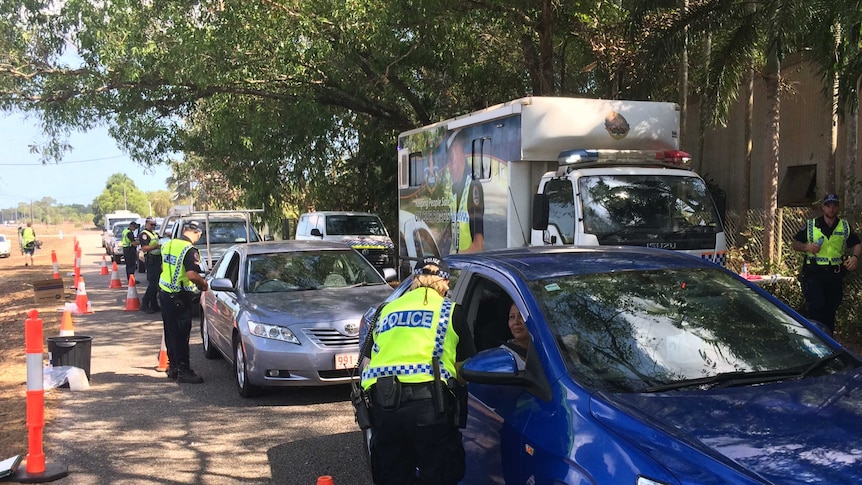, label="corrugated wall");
[685,53,860,211]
